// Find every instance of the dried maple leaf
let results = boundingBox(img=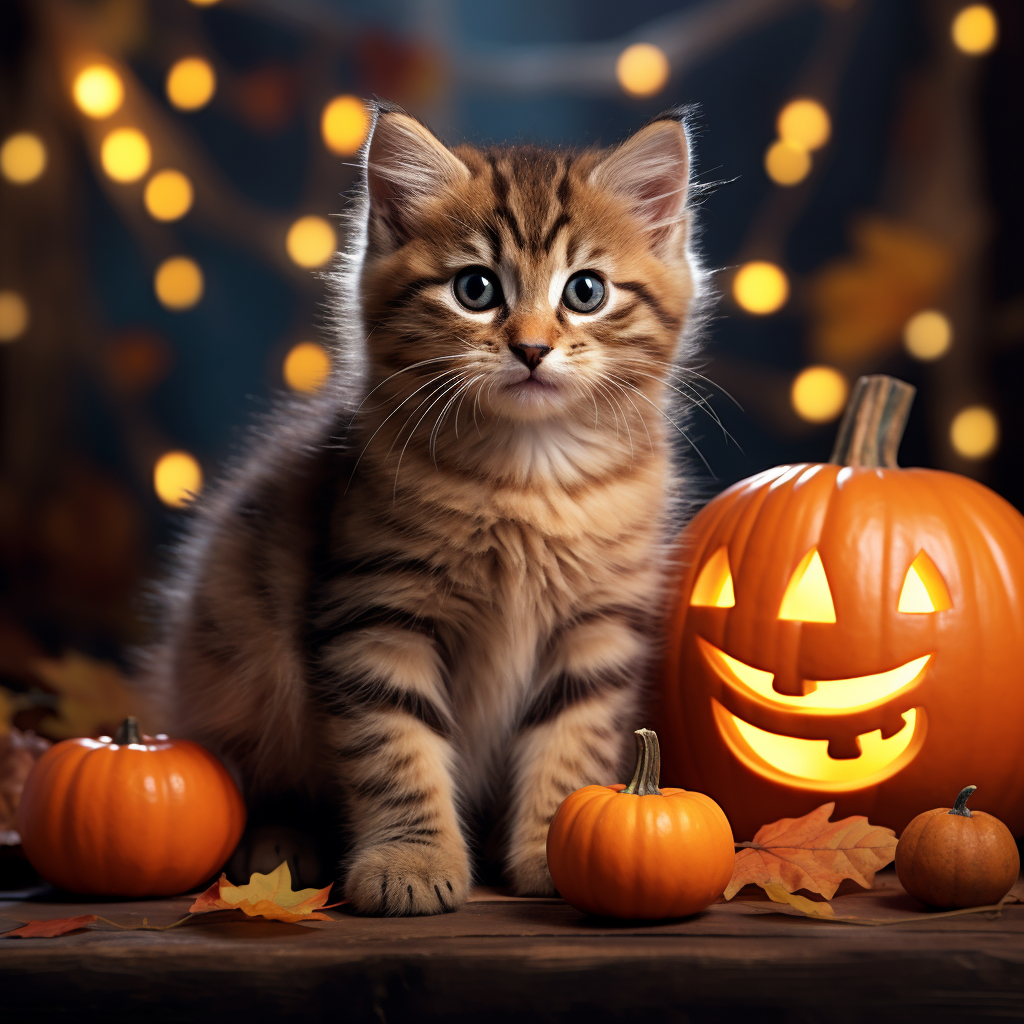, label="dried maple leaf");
[2,914,99,938]
[30,652,151,740]
[189,862,339,923]
[724,802,897,900]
